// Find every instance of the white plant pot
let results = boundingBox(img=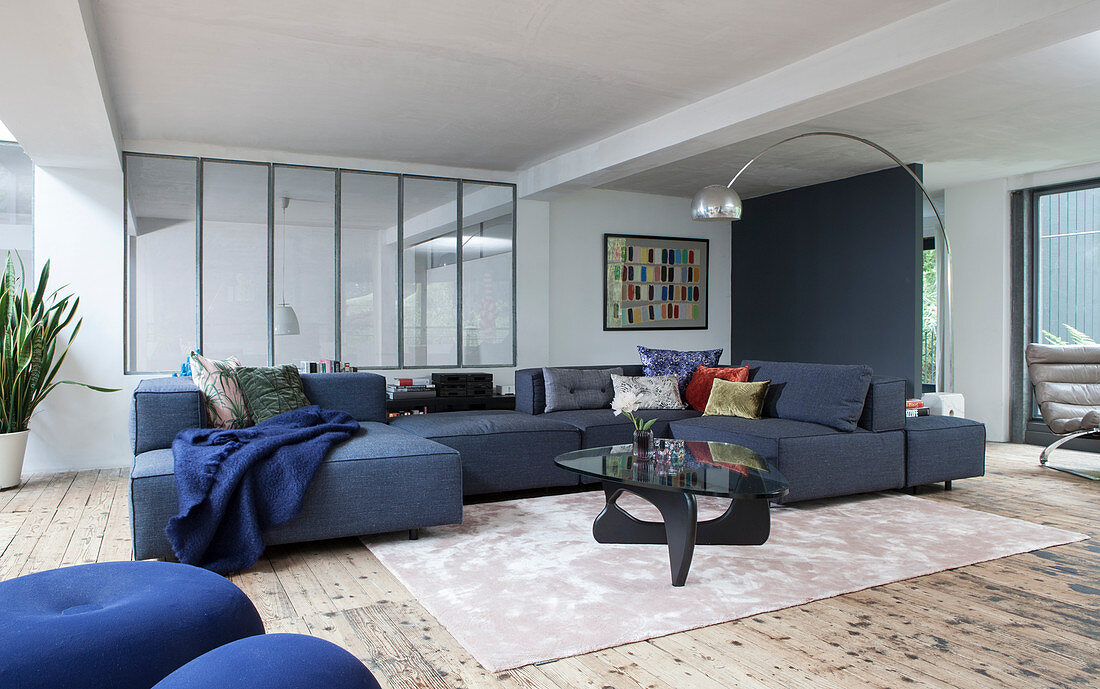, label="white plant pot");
[0,430,29,489]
